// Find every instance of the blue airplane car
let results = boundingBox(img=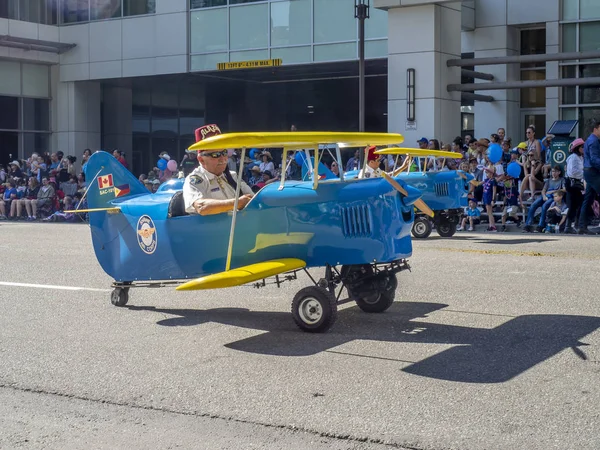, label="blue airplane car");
[75,132,455,333]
